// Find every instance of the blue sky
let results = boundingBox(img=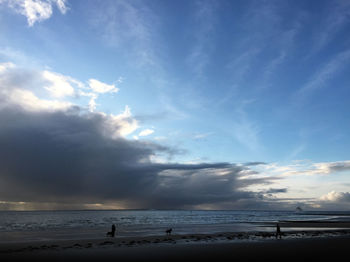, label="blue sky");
[0,0,350,210]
